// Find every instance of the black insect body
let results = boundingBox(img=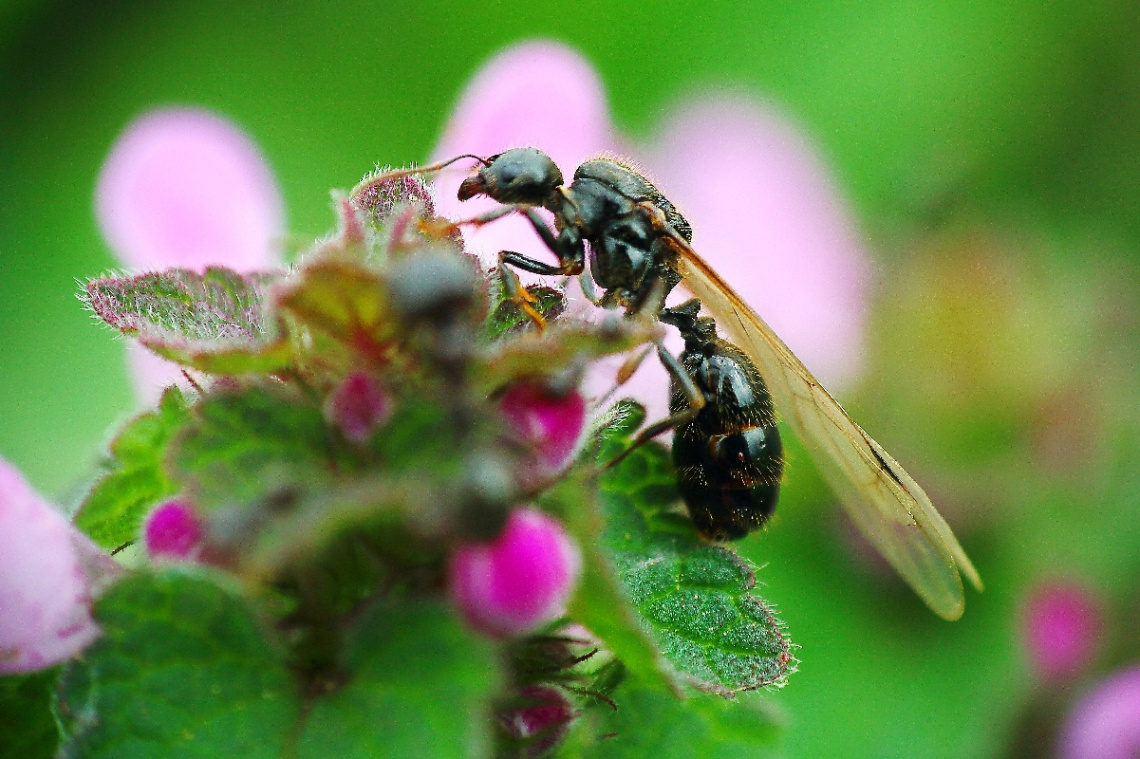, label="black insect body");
[458,148,776,541]
[457,148,691,314]
[445,147,982,618]
[662,301,783,541]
